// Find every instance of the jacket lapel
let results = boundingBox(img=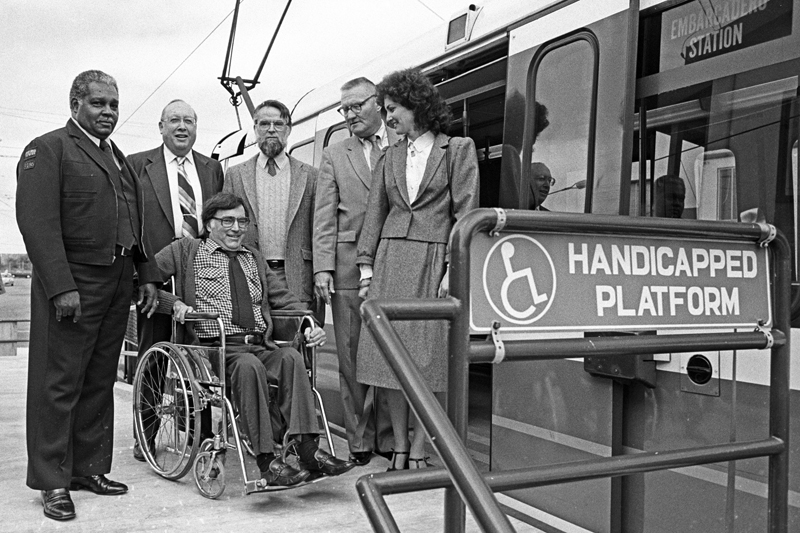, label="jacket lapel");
[67,121,111,177]
[147,146,174,230]
[345,136,372,189]
[393,138,410,206]
[415,133,448,203]
[286,155,306,227]
[242,155,260,218]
